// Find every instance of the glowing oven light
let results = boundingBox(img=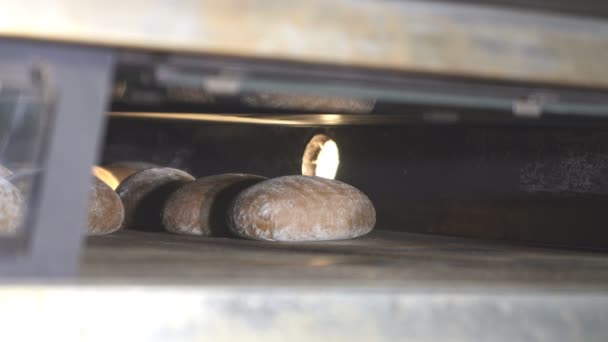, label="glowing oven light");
[92,166,119,190]
[315,139,339,179]
[302,134,340,180]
